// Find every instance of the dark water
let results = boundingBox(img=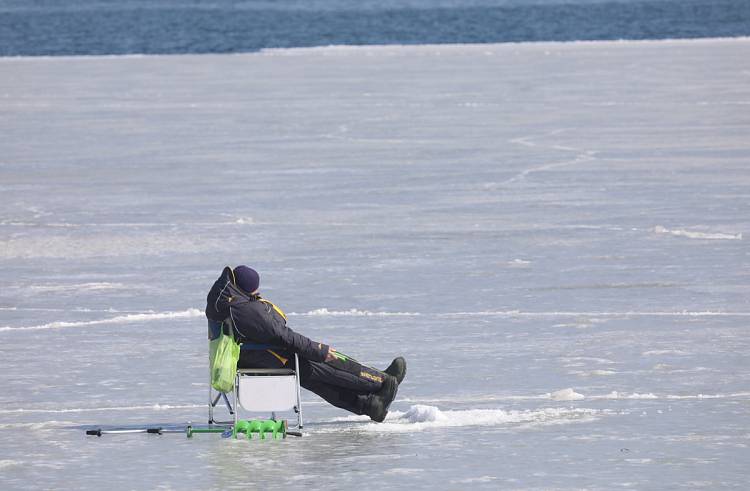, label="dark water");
[1,0,749,56]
